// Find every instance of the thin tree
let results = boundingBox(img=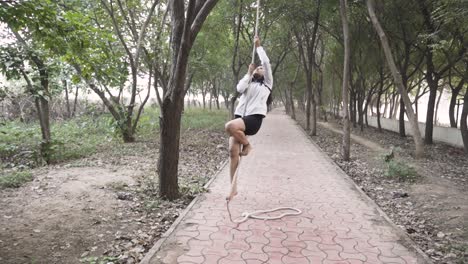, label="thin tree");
[99,0,158,142]
[339,0,351,161]
[417,0,466,144]
[294,0,321,136]
[448,65,466,128]
[367,0,425,158]
[461,85,468,155]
